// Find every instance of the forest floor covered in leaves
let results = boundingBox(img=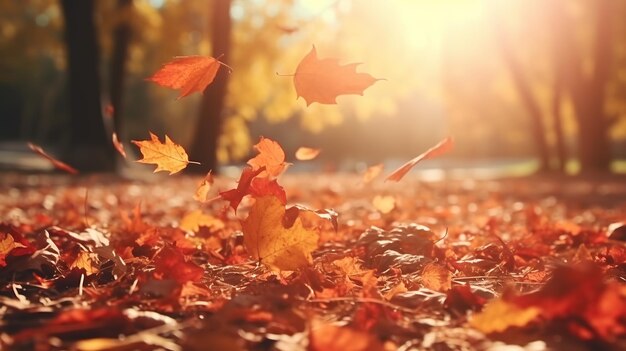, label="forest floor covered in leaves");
[1,172,626,351]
